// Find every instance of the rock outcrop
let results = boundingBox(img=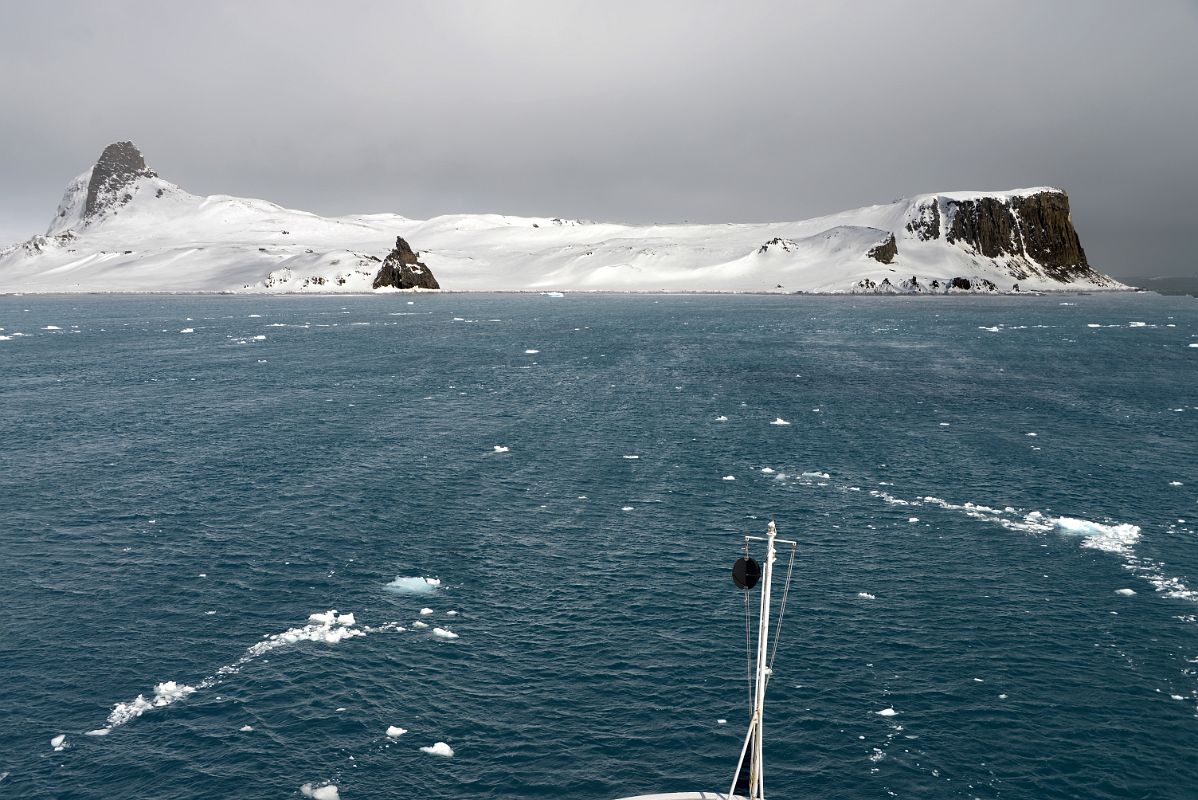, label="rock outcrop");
[867,233,897,264]
[372,237,440,290]
[942,191,1092,281]
[85,141,157,219]
[905,199,941,241]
